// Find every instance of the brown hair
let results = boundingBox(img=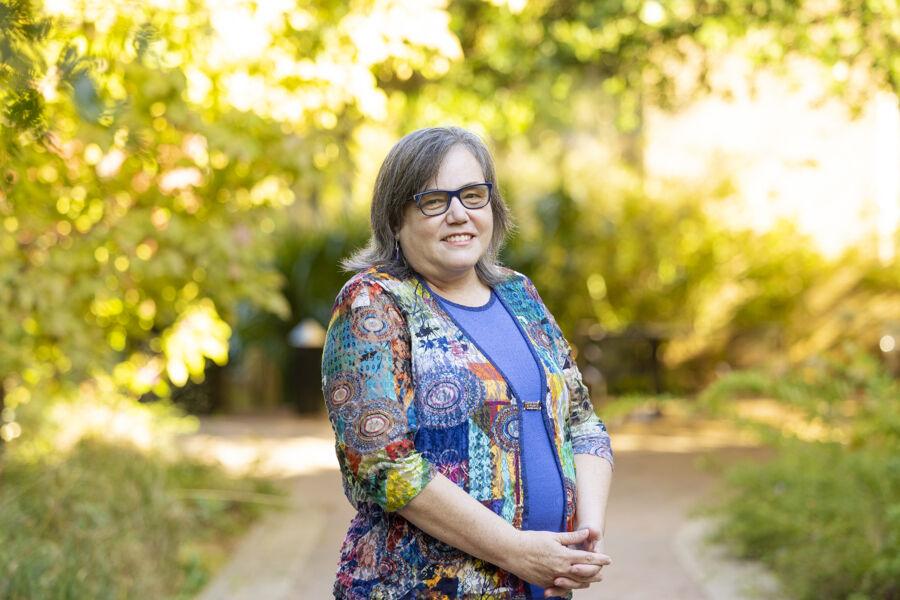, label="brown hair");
[341,126,515,286]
